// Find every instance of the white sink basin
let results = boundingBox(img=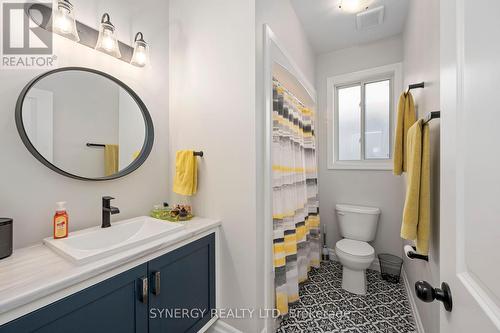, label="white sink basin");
[44,216,185,264]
